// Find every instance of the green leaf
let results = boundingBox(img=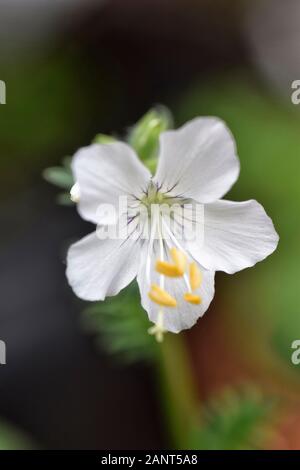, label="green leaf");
[43,166,74,190]
[0,421,35,450]
[188,386,275,450]
[93,133,117,144]
[81,282,157,364]
[128,106,173,170]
